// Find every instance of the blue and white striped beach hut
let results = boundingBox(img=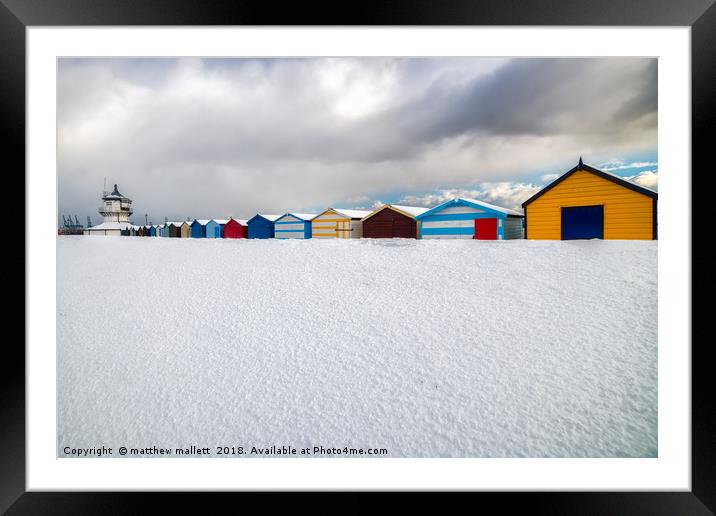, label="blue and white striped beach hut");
[415,198,525,240]
[274,213,317,239]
